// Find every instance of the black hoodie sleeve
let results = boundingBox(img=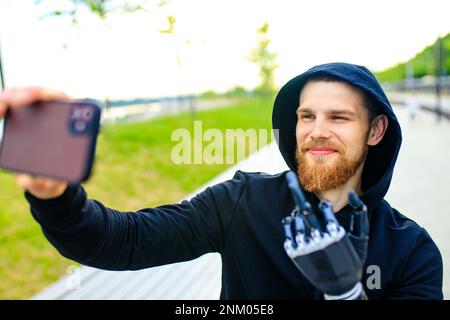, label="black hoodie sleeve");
[24,171,246,271]
[388,228,443,299]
